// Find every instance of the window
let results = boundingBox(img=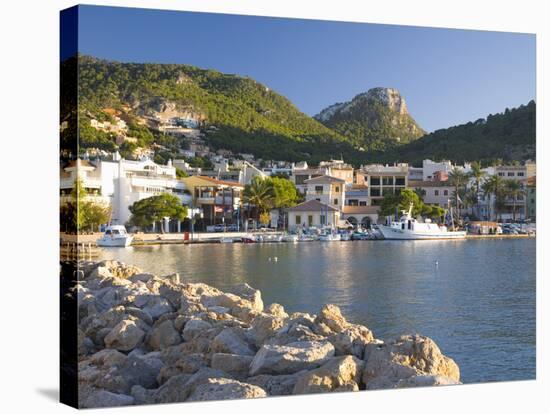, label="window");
[444,190,448,196]
[295,175,308,185]
[382,177,393,186]
[435,190,439,196]
[507,172,515,177]
[308,215,313,226]
[359,201,367,206]
[295,215,301,225]
[498,172,505,176]
[335,186,340,193]
[517,172,525,177]
[320,215,326,225]
[315,185,323,195]
[348,199,358,206]
[370,188,381,197]
[395,177,405,186]
[334,198,338,205]
[370,176,380,186]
